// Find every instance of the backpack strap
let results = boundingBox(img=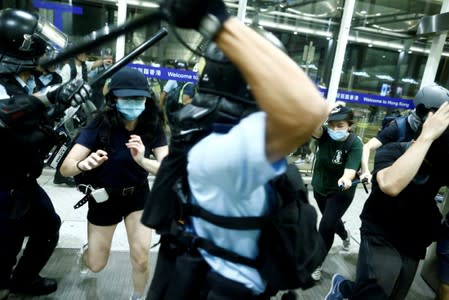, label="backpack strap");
[69,60,77,80]
[177,82,194,104]
[343,132,356,156]
[69,59,88,81]
[191,235,259,267]
[395,116,407,142]
[183,203,266,230]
